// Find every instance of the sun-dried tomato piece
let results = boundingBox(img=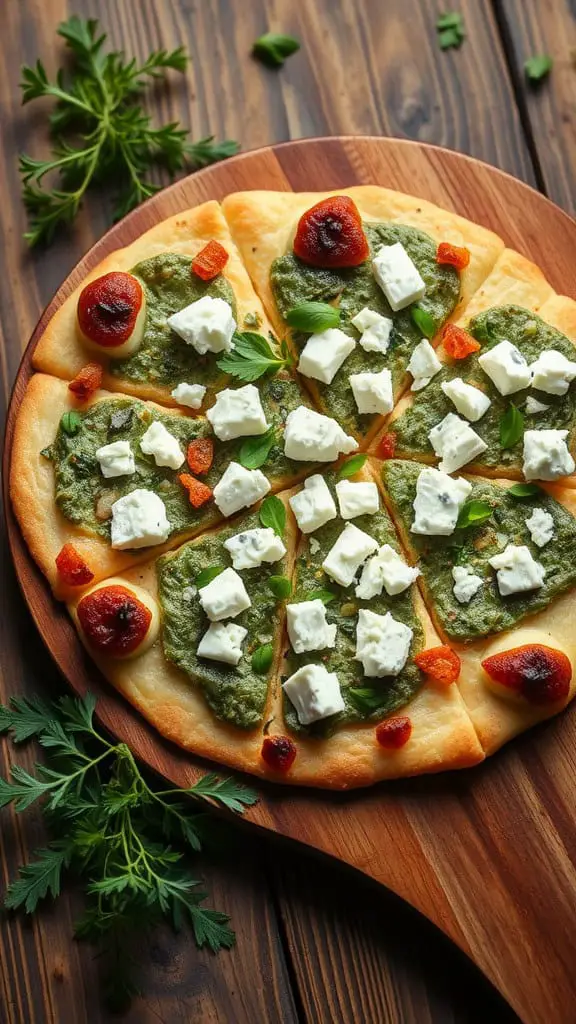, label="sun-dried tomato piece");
[68,362,103,401]
[179,473,213,508]
[376,716,412,749]
[377,432,397,460]
[187,438,214,475]
[55,544,94,587]
[77,584,152,657]
[192,239,229,281]
[77,271,144,348]
[414,645,461,684]
[437,242,471,270]
[261,735,297,771]
[293,196,369,268]
[442,323,481,360]
[482,644,572,706]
